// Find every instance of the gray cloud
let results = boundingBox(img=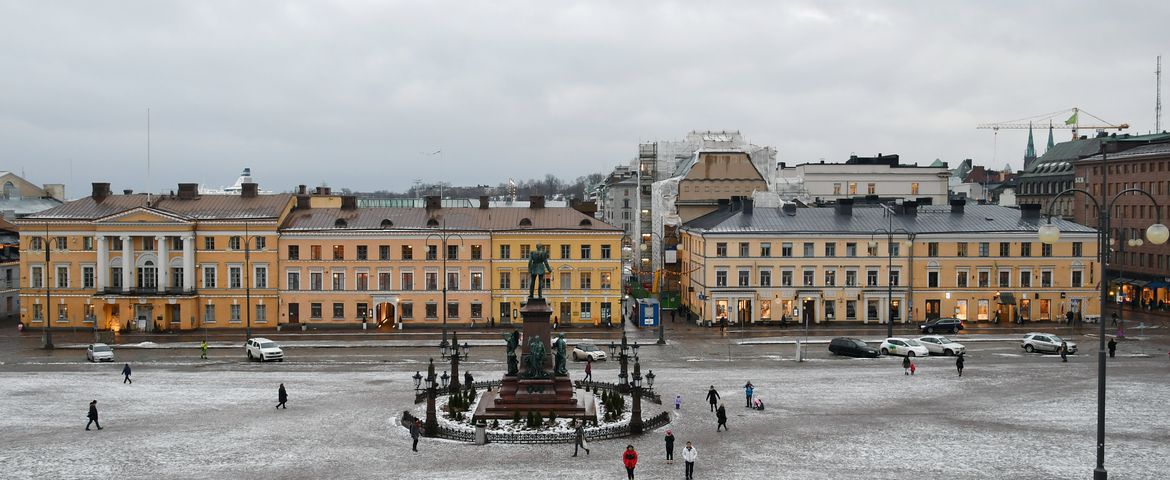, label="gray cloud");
[2,0,1167,196]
